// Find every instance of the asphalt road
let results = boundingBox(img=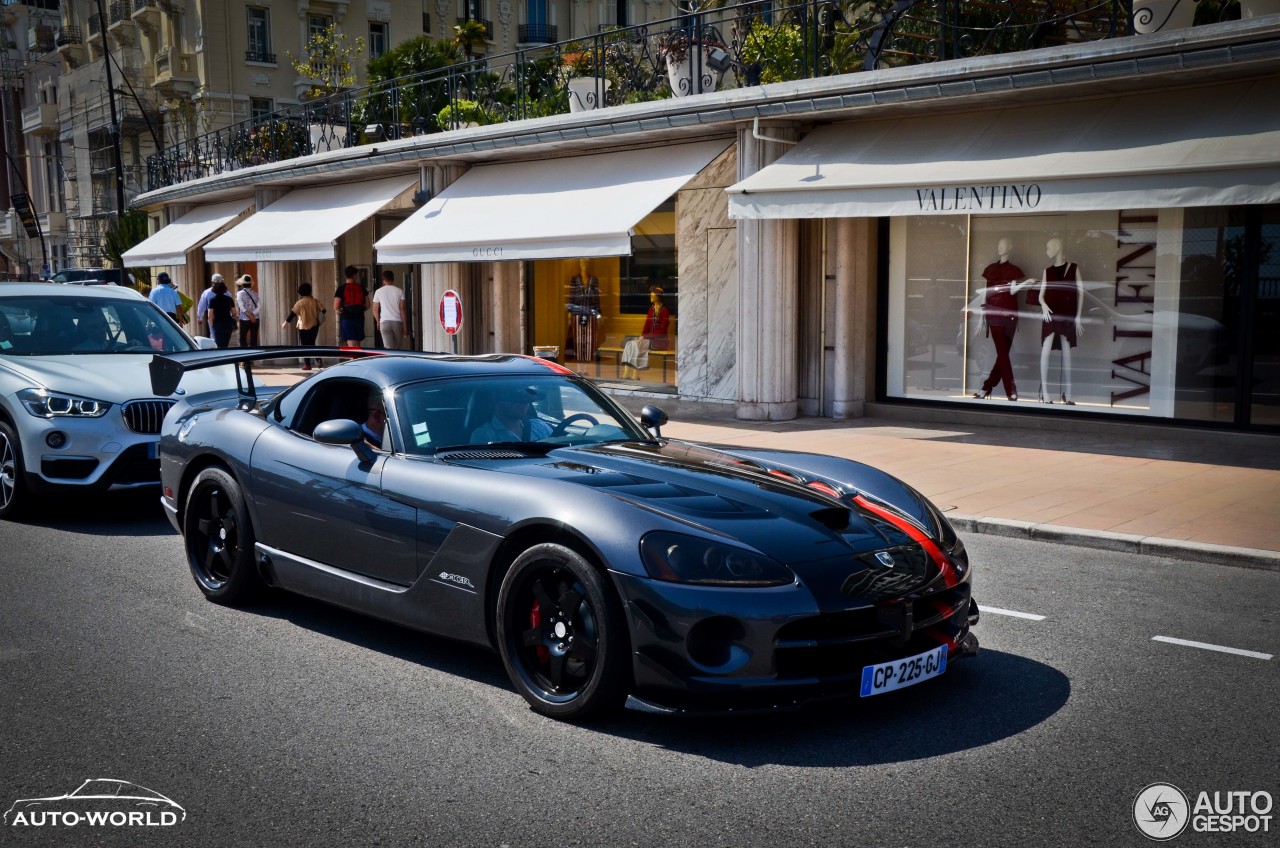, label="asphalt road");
[1,492,1276,847]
